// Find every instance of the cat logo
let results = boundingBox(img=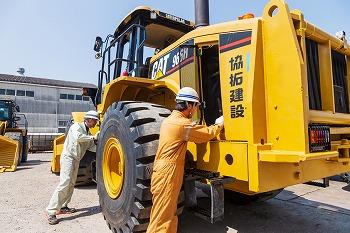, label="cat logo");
[151,54,171,79]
